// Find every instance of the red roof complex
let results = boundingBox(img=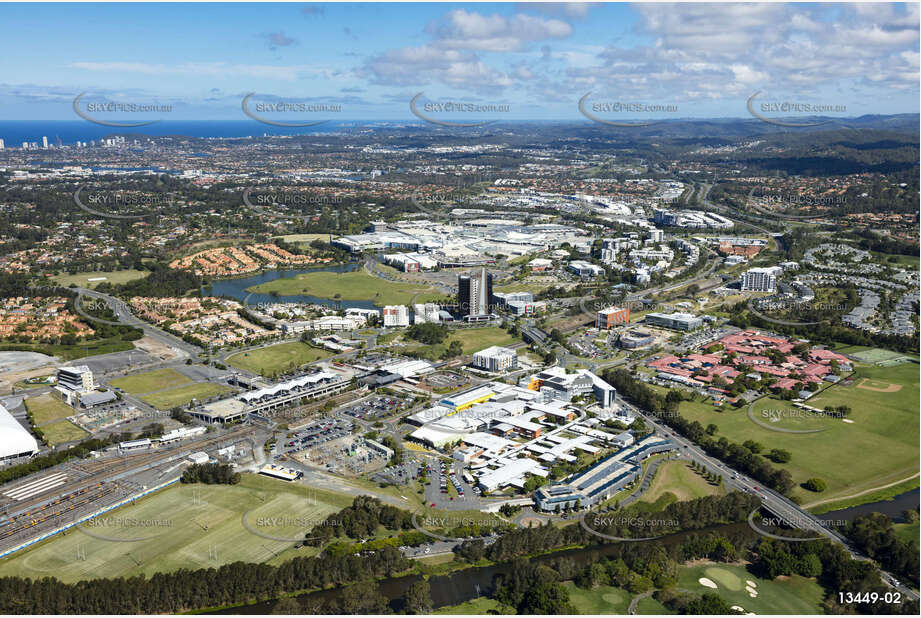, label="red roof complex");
[647,329,850,392]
